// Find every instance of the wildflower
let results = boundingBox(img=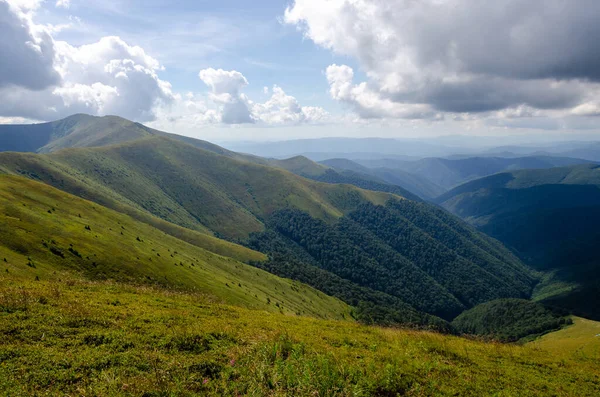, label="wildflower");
[230,359,236,366]
[203,378,209,385]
